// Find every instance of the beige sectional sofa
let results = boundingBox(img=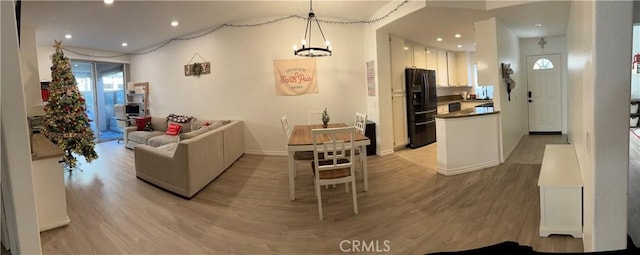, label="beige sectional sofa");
[130,118,244,198]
